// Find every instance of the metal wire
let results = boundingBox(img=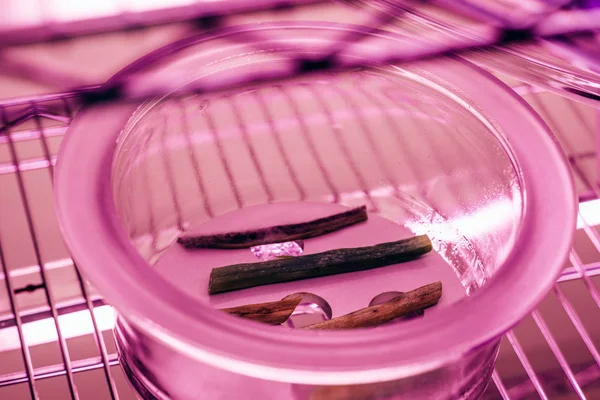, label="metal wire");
[0,0,325,48]
[177,99,215,218]
[58,103,120,400]
[492,370,511,400]
[531,310,587,399]
[253,90,308,201]
[553,284,600,368]
[0,107,80,400]
[303,84,377,209]
[0,226,38,399]
[159,115,185,232]
[275,86,340,203]
[204,106,245,209]
[0,355,120,388]
[0,94,120,398]
[505,331,550,400]
[569,249,600,308]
